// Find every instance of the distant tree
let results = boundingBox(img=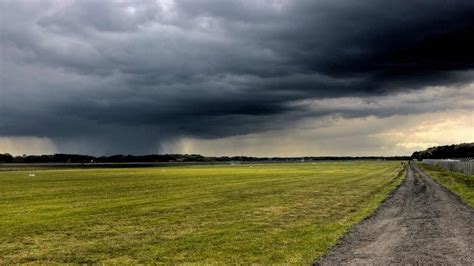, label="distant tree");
[0,153,14,163]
